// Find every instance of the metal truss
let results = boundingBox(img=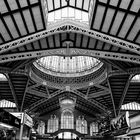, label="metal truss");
[27,89,48,98]
[27,89,64,112]
[20,78,29,112]
[117,75,134,115]
[1,48,140,65]
[107,77,117,117]
[6,74,19,111]
[0,20,139,55]
[87,90,109,98]
[0,66,27,75]
[109,67,140,76]
[72,90,108,113]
